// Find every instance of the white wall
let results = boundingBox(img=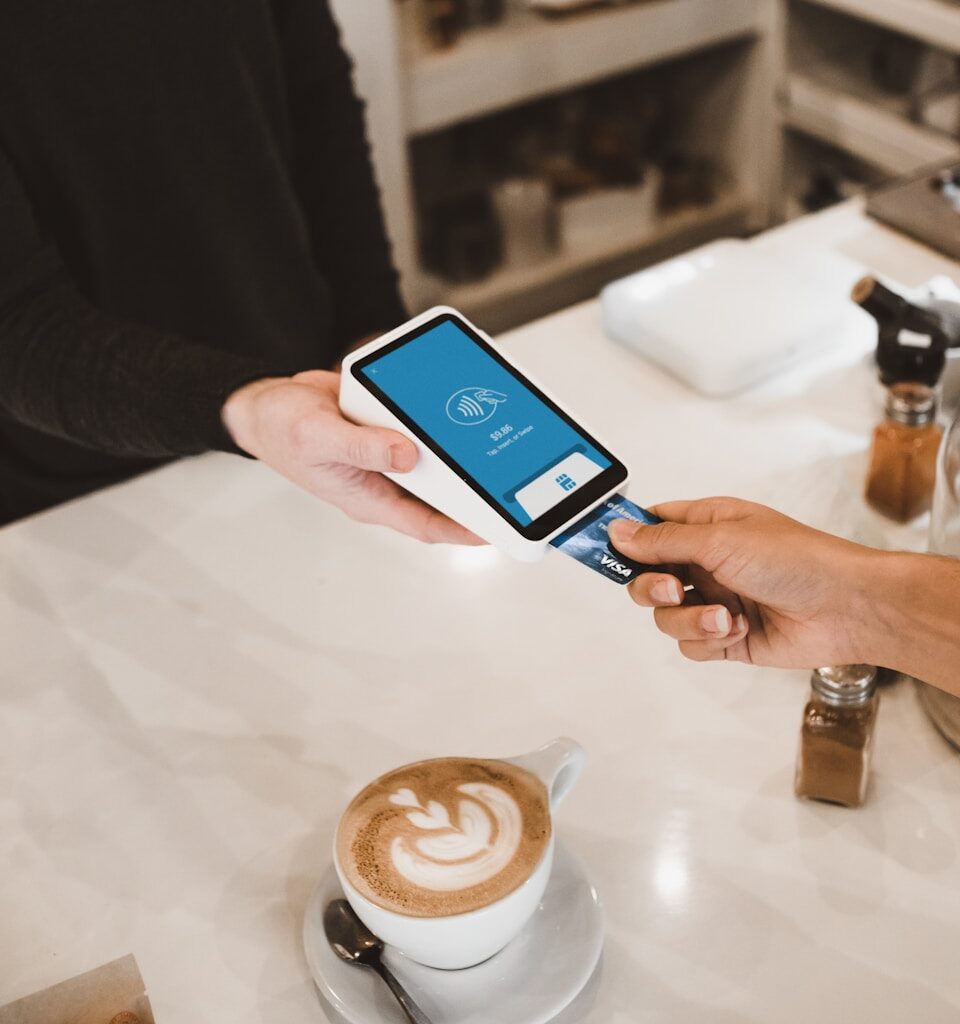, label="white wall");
[328,0,419,307]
